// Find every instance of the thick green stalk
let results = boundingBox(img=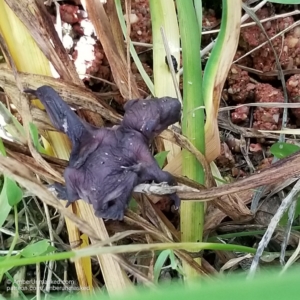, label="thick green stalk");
[149,0,181,160]
[148,0,180,97]
[0,242,258,270]
[176,0,205,279]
